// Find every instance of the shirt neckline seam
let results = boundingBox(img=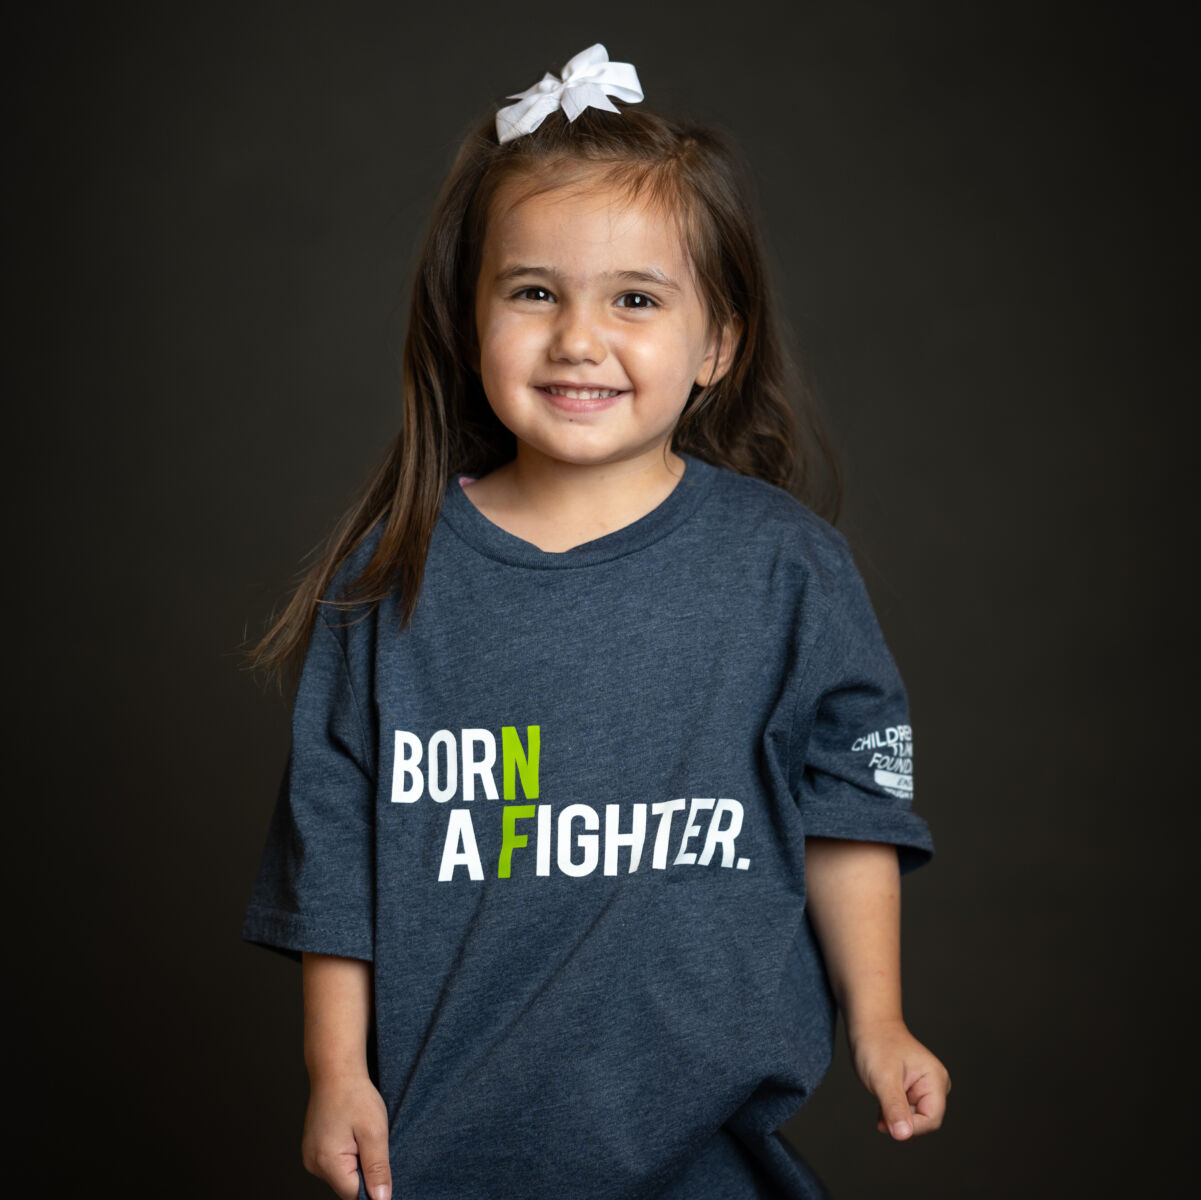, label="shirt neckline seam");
[438,455,717,569]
